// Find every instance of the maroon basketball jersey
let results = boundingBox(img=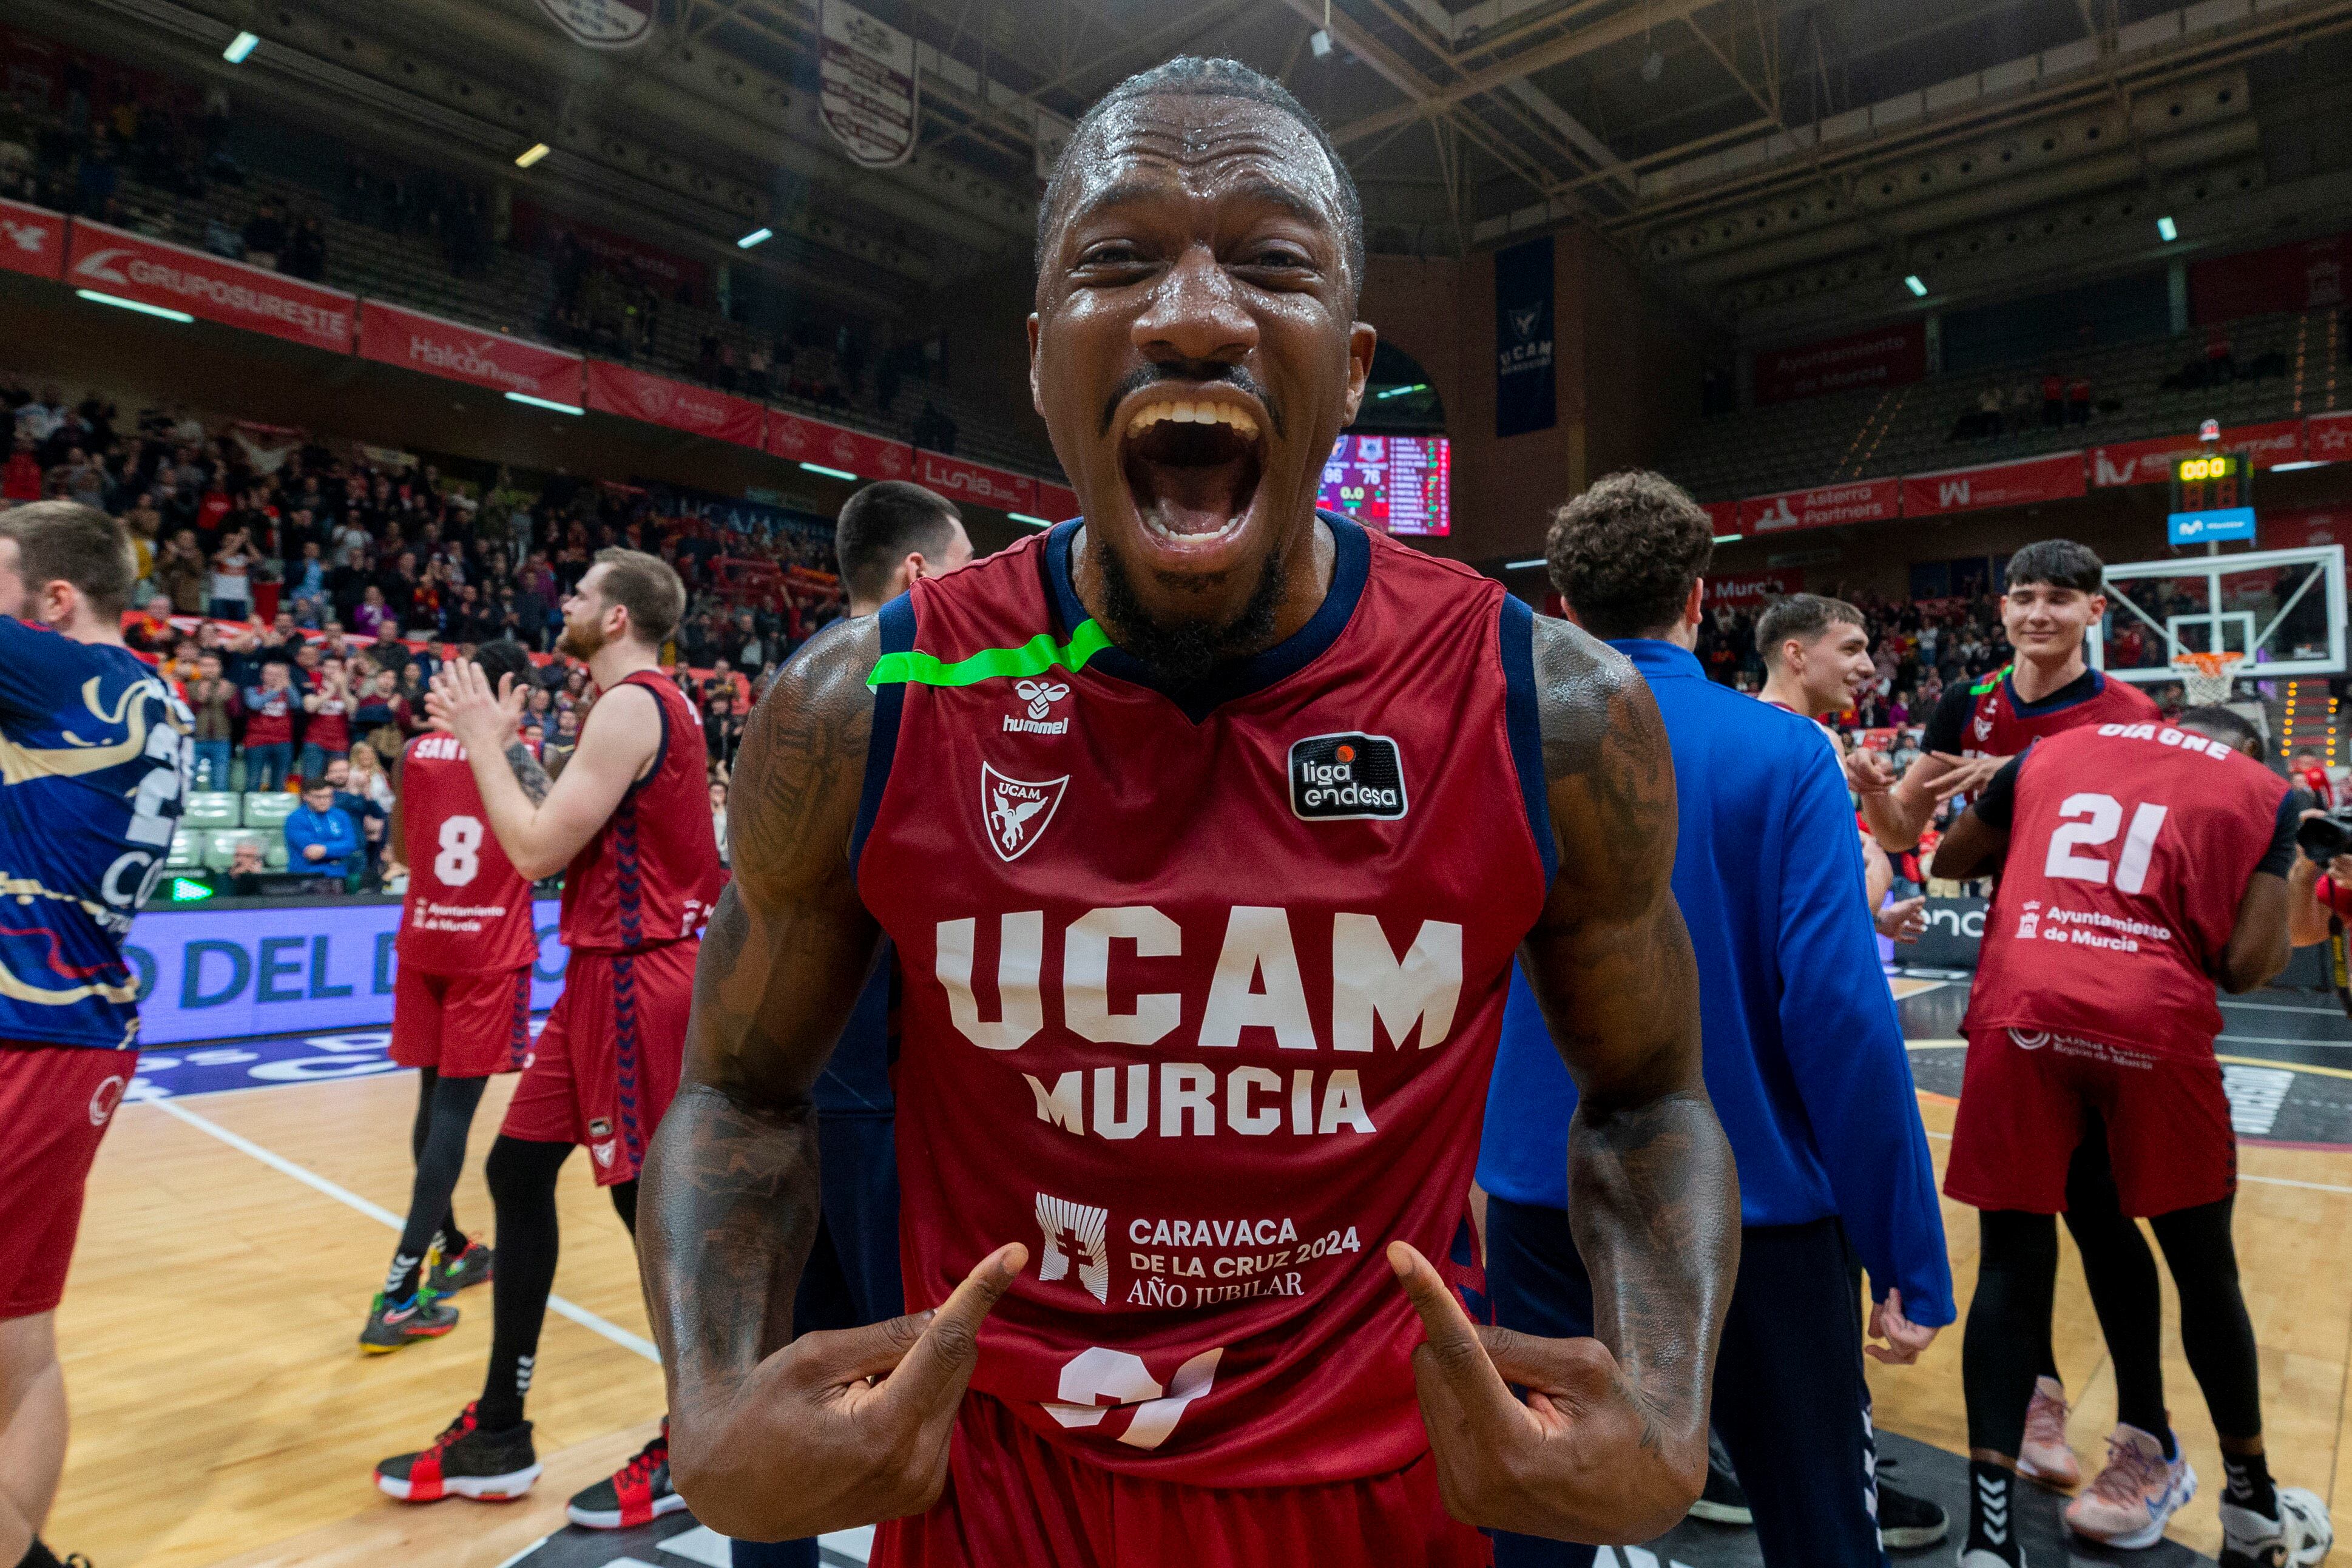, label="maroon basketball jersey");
[396,734,538,974]
[1966,722,2289,1060]
[1959,664,2160,757]
[856,516,1554,1487]
[559,671,723,954]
